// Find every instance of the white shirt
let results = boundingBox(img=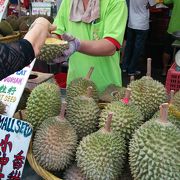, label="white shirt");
[128,0,156,30]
